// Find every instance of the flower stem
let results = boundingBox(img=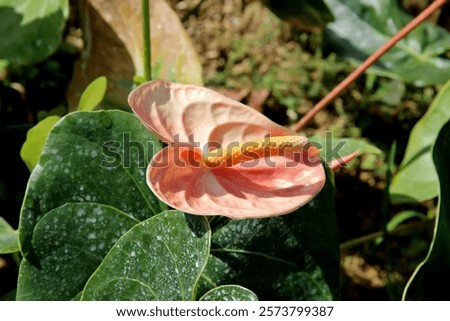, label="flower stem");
[291,0,447,132]
[382,141,397,299]
[339,219,433,251]
[142,0,152,81]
